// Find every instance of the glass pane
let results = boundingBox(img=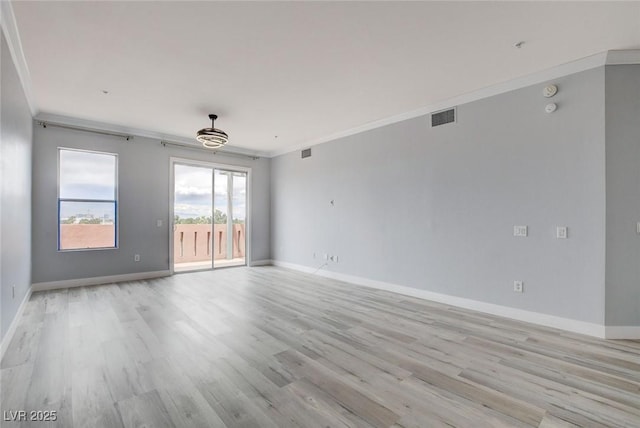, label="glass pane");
[59,201,116,249]
[213,170,229,265]
[59,150,116,200]
[232,173,246,225]
[173,164,213,272]
[231,173,247,266]
[213,169,246,268]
